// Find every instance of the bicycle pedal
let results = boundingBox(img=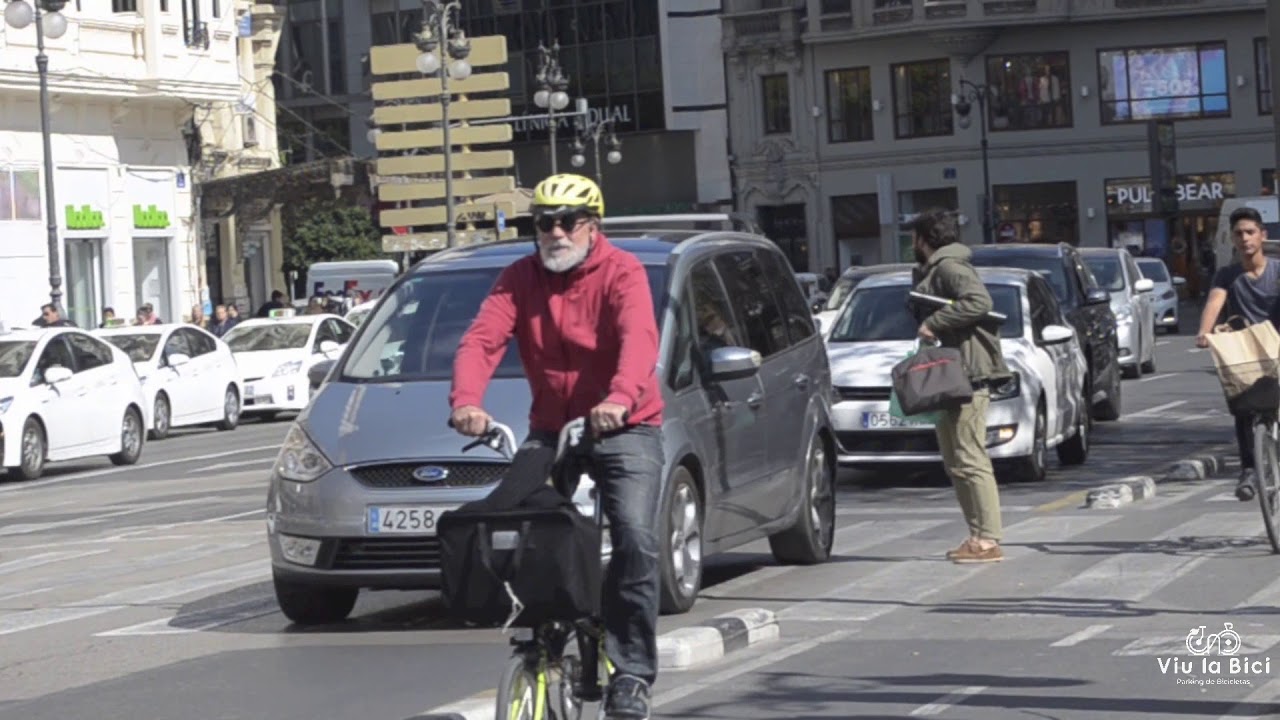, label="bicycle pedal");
[573,683,604,703]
